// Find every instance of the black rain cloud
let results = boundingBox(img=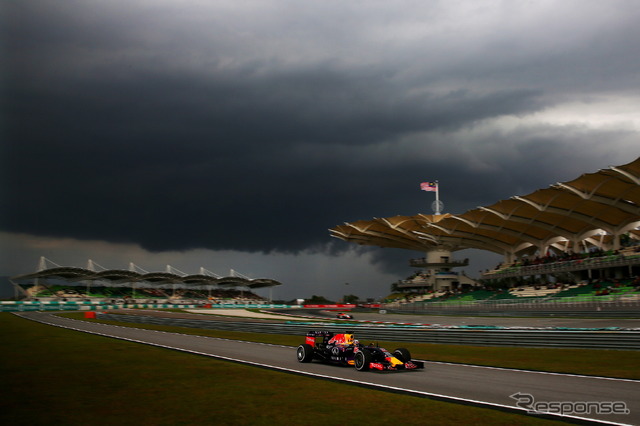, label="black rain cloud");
[3,0,639,259]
